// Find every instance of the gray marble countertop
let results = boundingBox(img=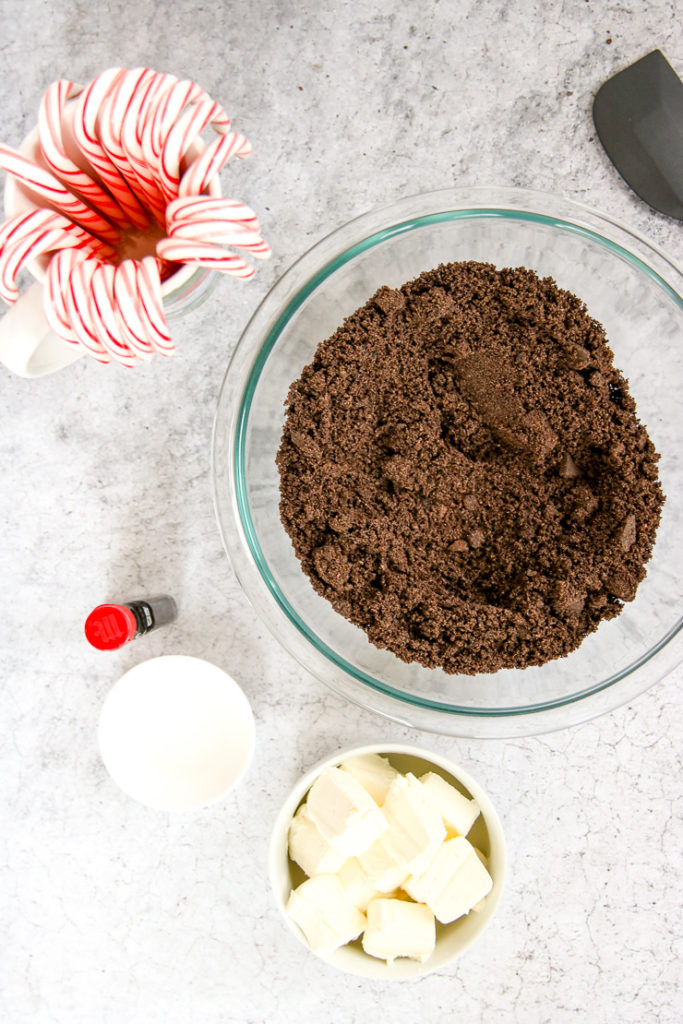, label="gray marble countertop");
[1,2,682,1022]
